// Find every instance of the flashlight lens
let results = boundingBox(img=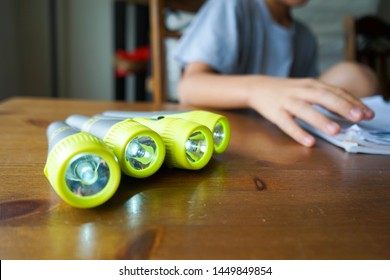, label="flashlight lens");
[213,121,225,146]
[65,154,110,197]
[185,131,208,163]
[125,136,157,170]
